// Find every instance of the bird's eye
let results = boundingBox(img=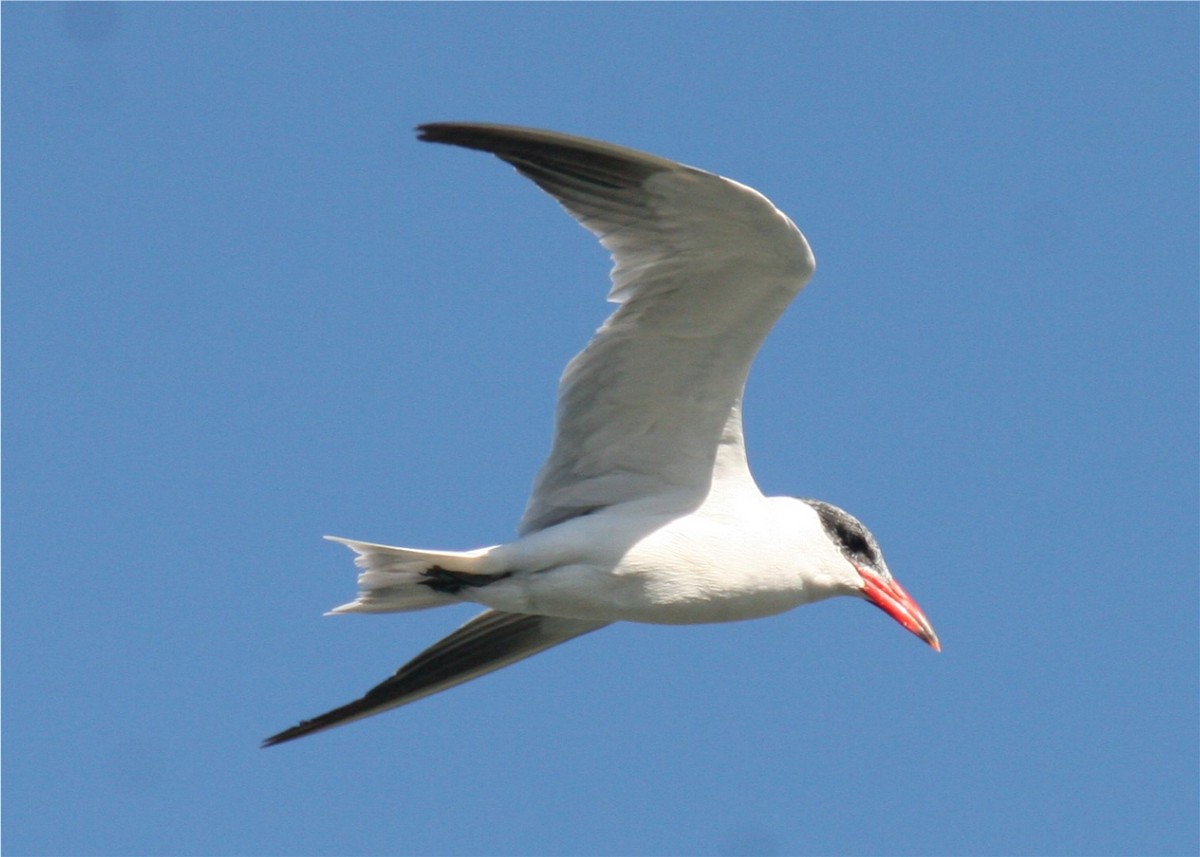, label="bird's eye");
[837,524,875,562]
[806,499,882,566]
